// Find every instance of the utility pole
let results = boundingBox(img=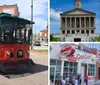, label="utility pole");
[31,0,33,50]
